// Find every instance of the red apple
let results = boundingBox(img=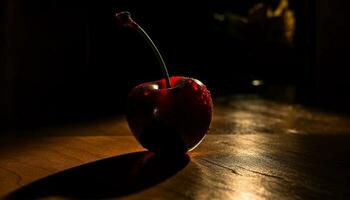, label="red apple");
[127,76,213,154]
[116,11,213,154]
